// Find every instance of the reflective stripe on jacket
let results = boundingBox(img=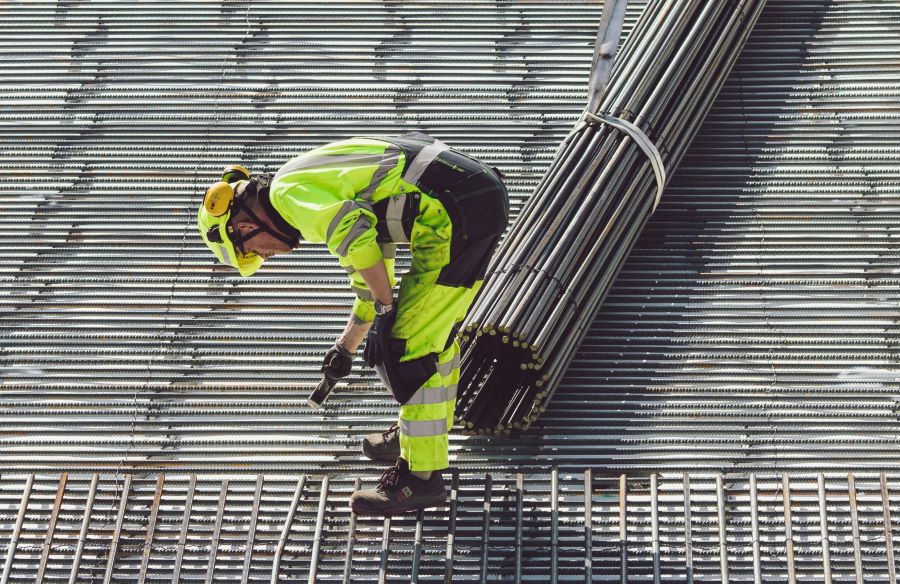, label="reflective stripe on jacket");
[269,137,409,270]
